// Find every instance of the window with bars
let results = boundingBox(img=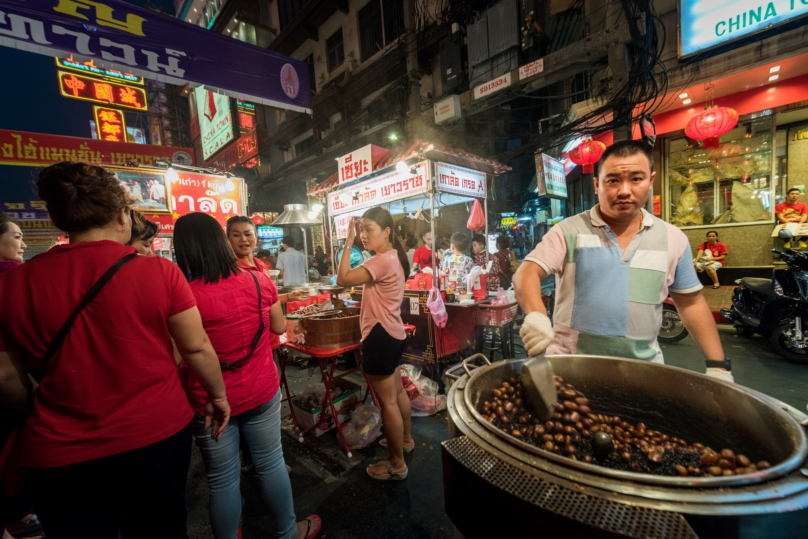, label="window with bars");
[359,0,404,61]
[326,28,345,72]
